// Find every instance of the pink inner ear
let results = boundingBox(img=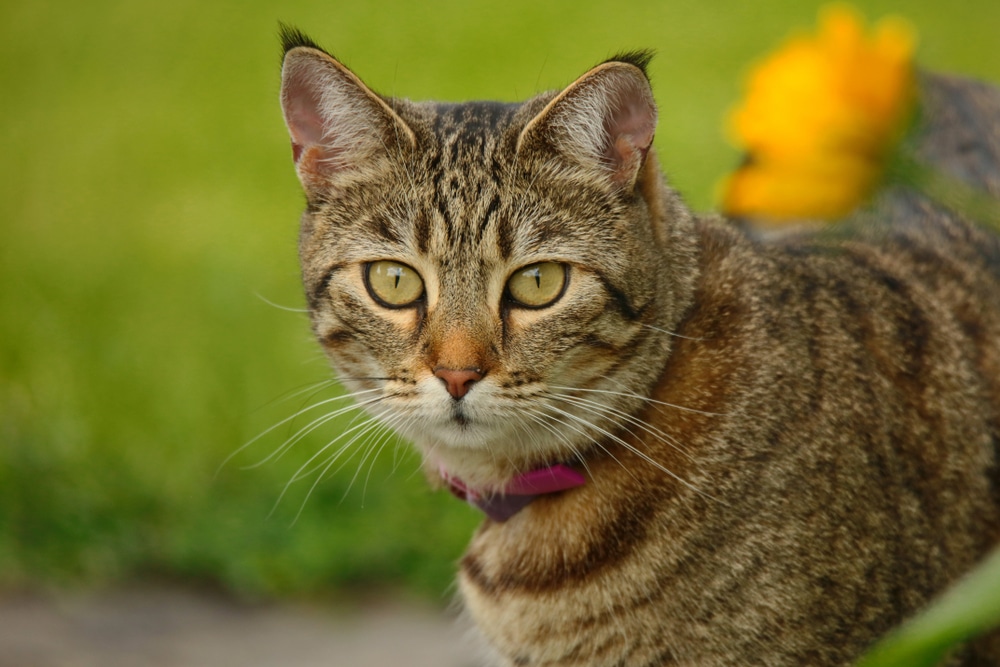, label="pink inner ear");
[283,79,328,165]
[604,90,656,183]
